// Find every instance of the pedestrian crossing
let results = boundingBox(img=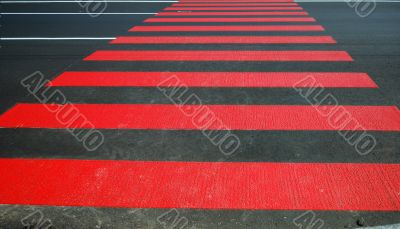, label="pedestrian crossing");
[0,0,399,221]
